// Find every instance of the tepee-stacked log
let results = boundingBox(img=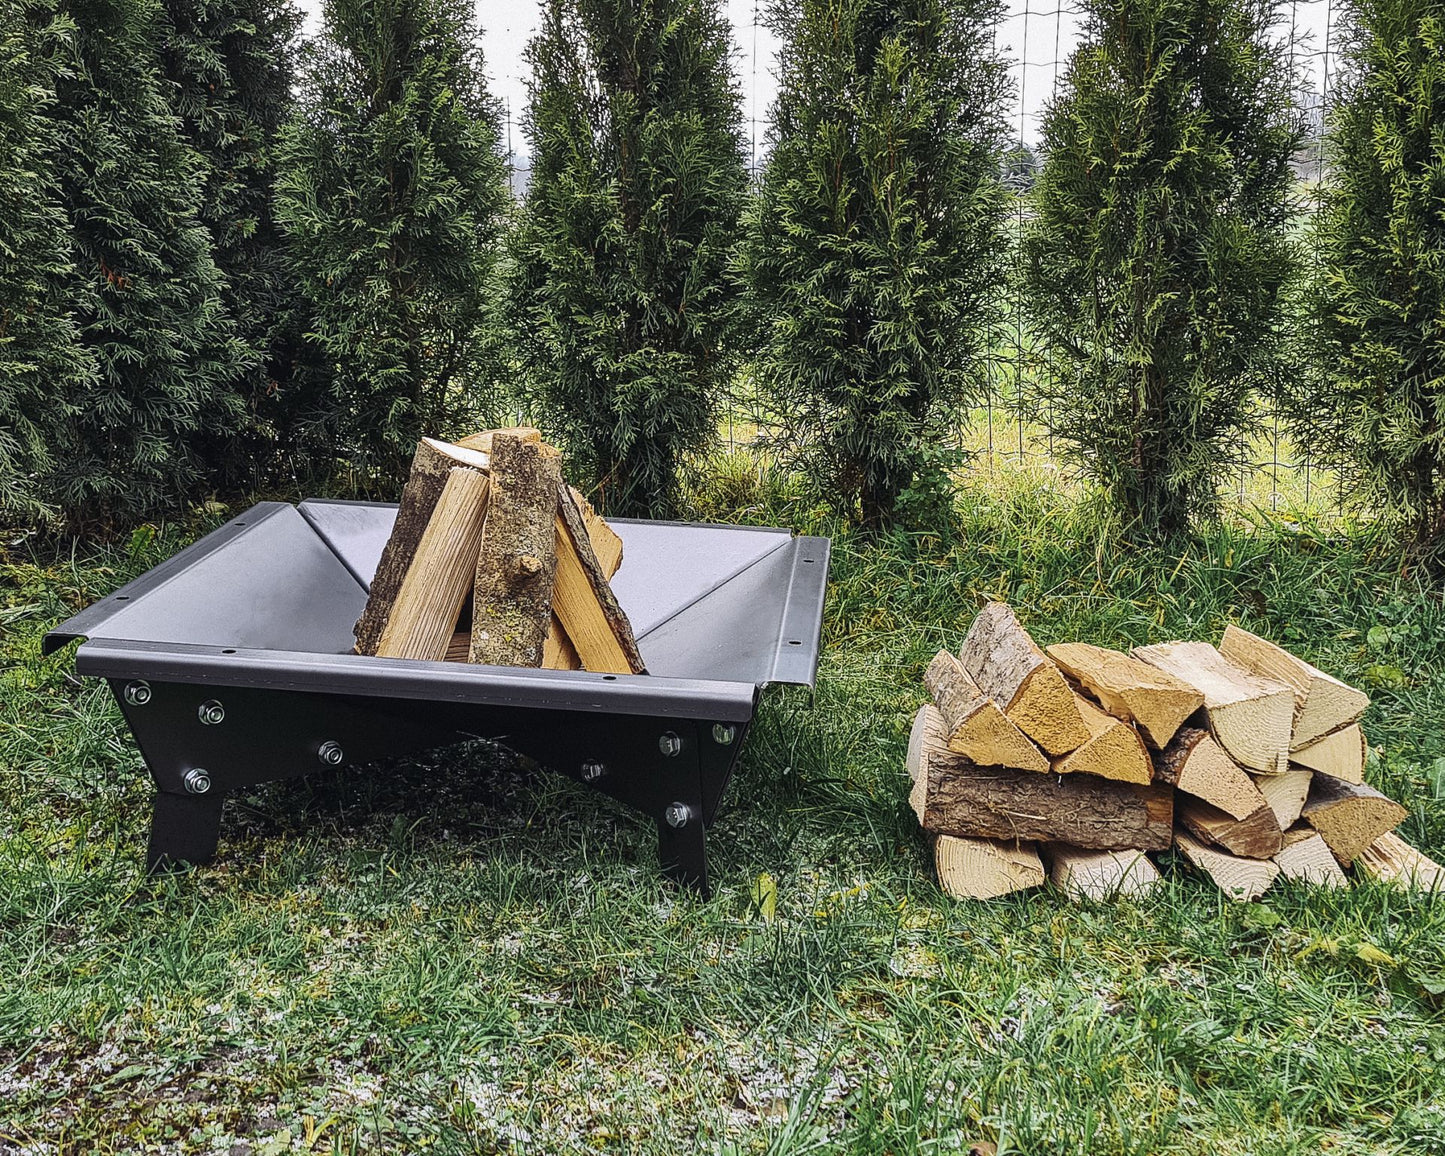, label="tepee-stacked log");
[908,606,1428,902]
[355,438,492,656]
[355,428,645,676]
